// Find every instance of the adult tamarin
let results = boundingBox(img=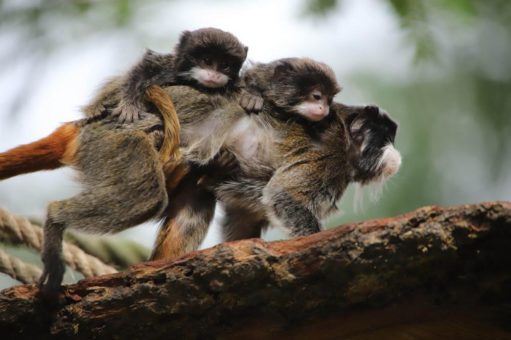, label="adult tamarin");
[0,28,249,296]
[149,59,399,261]
[152,93,401,260]
[150,57,343,259]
